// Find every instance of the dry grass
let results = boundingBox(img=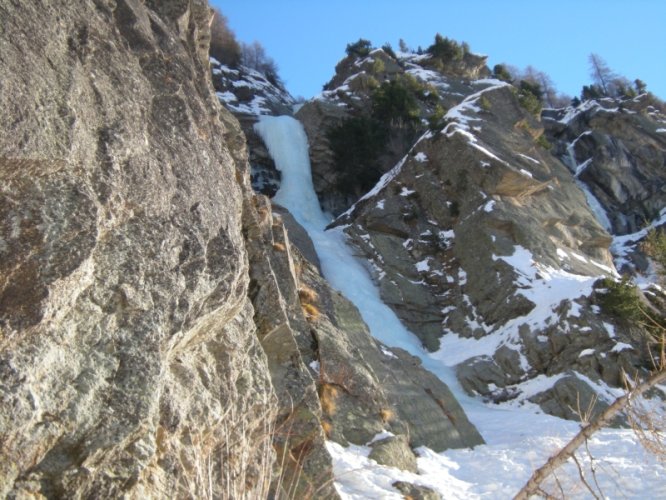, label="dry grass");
[298,285,318,304]
[379,408,394,423]
[273,242,287,252]
[321,420,333,438]
[301,303,320,321]
[298,284,320,322]
[319,384,339,416]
